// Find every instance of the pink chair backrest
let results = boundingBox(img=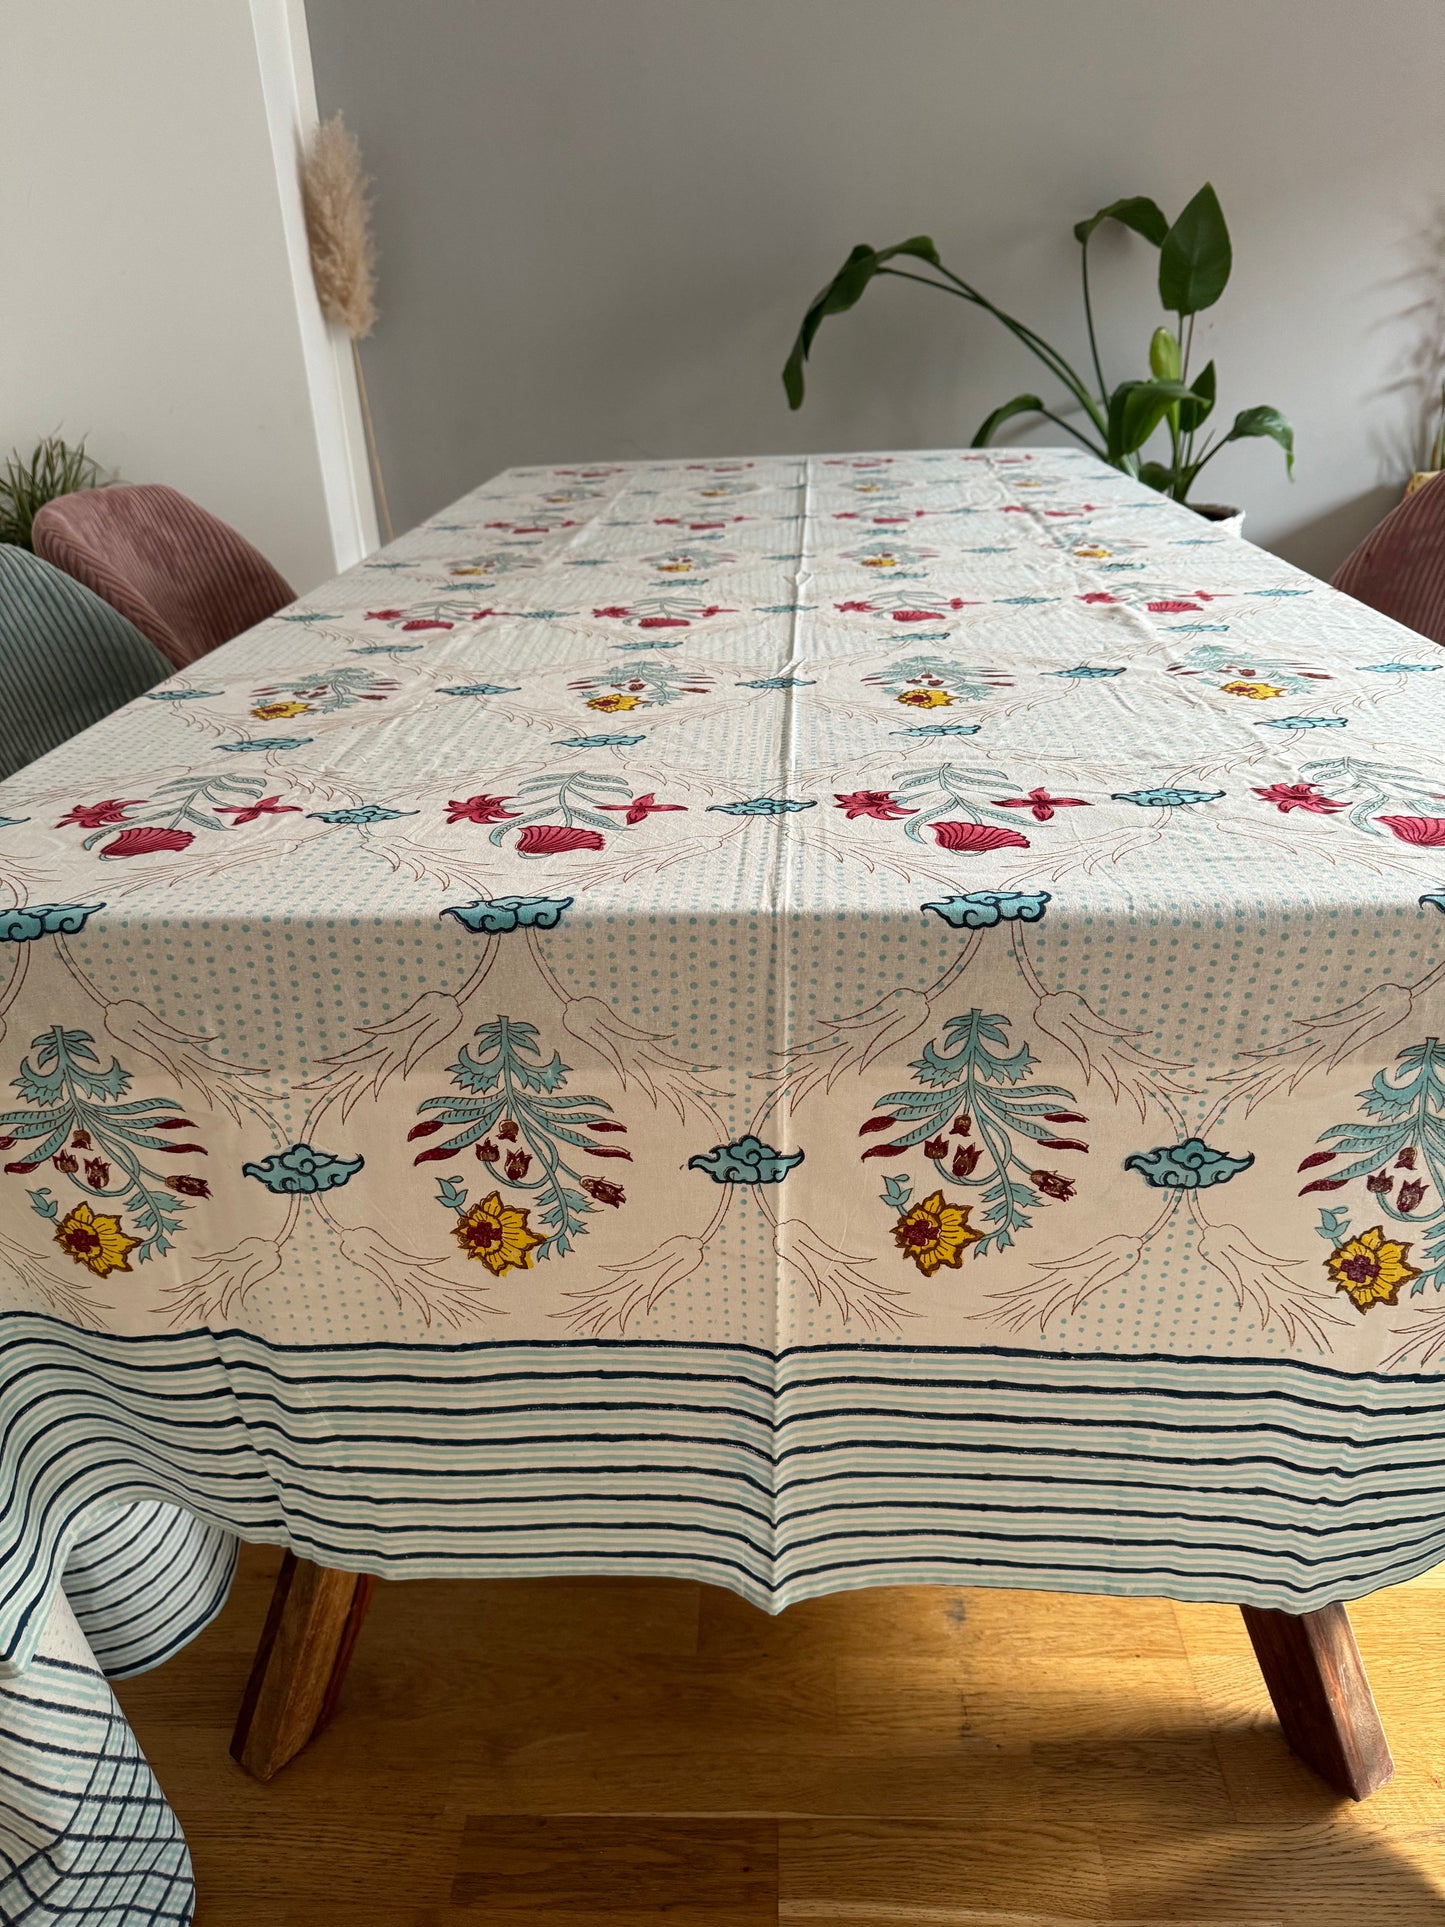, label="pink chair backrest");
[1331,476,1445,647]
[32,484,294,669]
